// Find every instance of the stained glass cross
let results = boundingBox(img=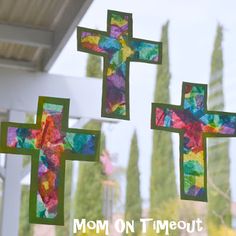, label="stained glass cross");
[151,82,236,201]
[1,97,100,225]
[77,10,162,120]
